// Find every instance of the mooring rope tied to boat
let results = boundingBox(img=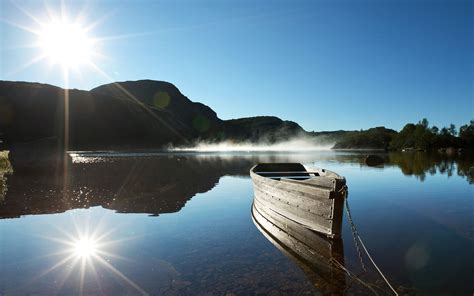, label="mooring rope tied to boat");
[343,189,367,273]
[343,191,399,296]
[330,257,380,295]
